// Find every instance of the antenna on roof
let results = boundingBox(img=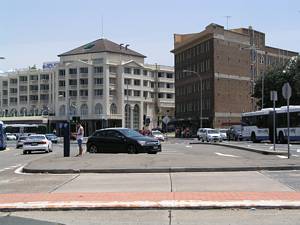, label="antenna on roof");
[125,44,130,50]
[224,16,231,29]
[101,16,104,38]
